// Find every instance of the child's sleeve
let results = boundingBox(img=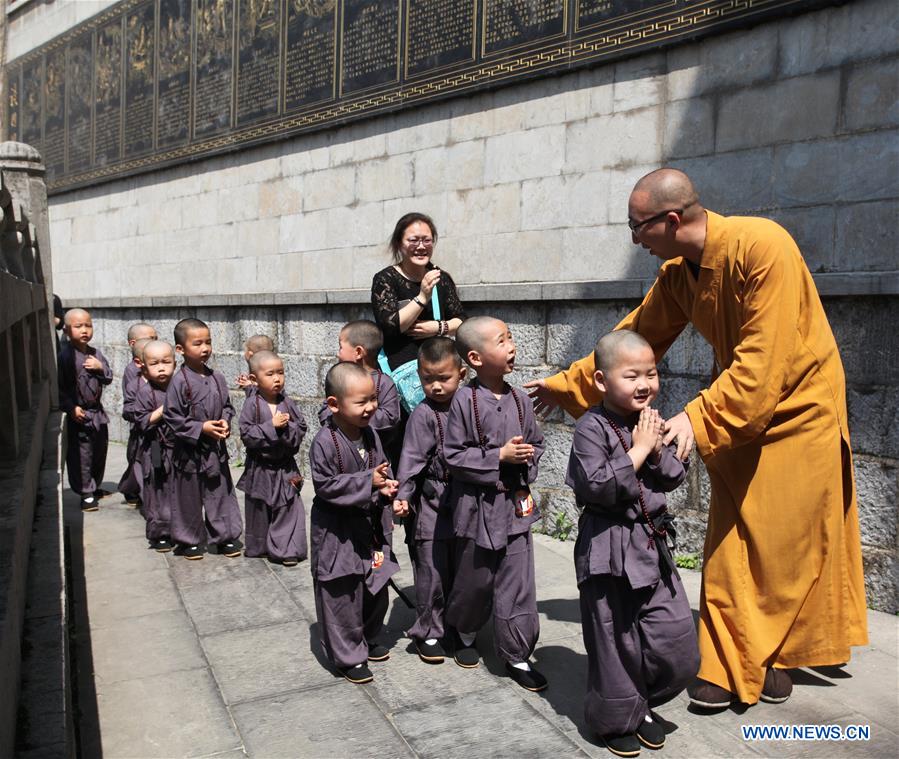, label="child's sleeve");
[57,350,76,414]
[444,391,502,486]
[521,390,545,485]
[123,383,146,424]
[97,350,113,385]
[565,415,641,508]
[163,375,203,442]
[218,373,235,424]
[309,434,376,508]
[131,385,160,434]
[645,443,688,492]
[396,407,434,503]
[284,399,308,451]
[238,396,279,450]
[371,375,401,432]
